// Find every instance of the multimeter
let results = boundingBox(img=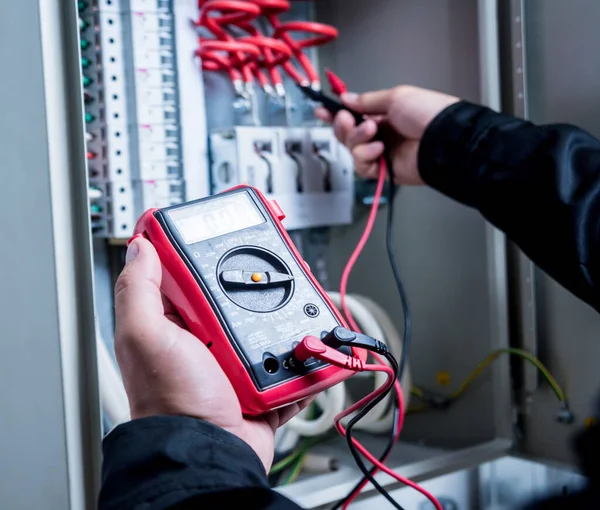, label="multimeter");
[131,185,366,416]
